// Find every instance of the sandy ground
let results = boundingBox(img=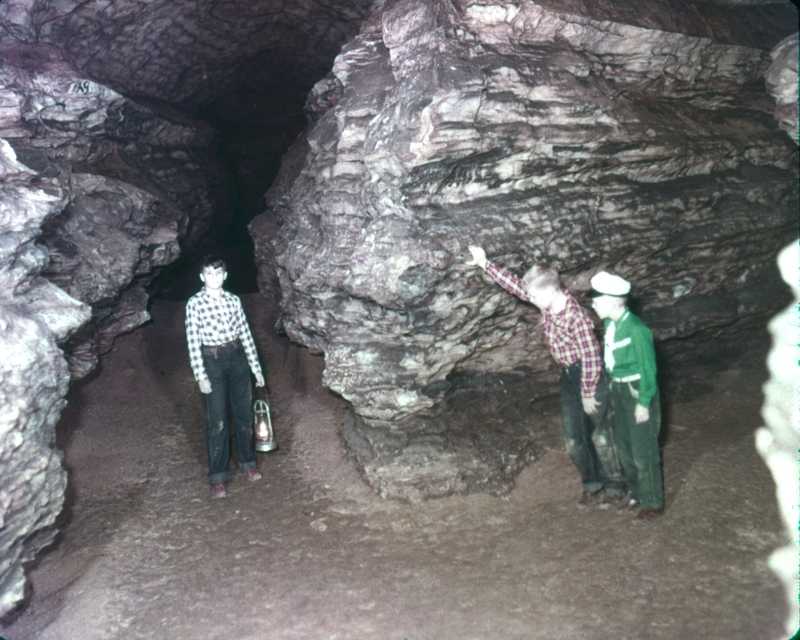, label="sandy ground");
[2,295,791,640]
